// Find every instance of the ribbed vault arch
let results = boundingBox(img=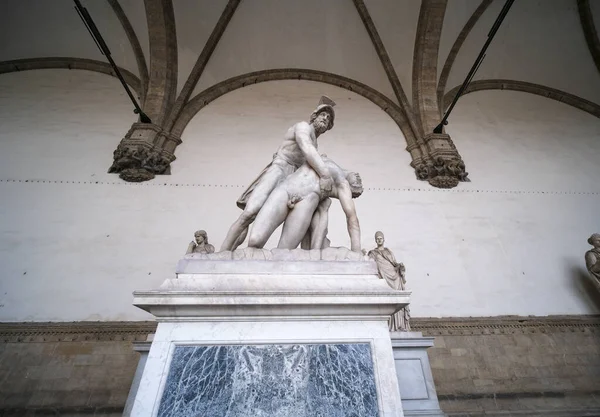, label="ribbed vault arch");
[0,57,142,96]
[437,0,493,108]
[444,79,600,118]
[171,69,417,148]
[577,0,600,75]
